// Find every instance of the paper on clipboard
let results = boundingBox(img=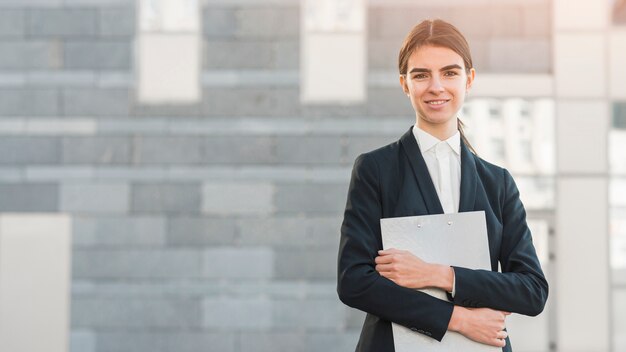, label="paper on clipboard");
[380,211,500,352]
